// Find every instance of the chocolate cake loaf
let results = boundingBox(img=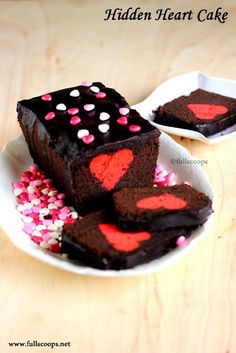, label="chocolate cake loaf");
[154,89,236,136]
[112,185,213,231]
[61,210,193,270]
[17,81,160,214]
